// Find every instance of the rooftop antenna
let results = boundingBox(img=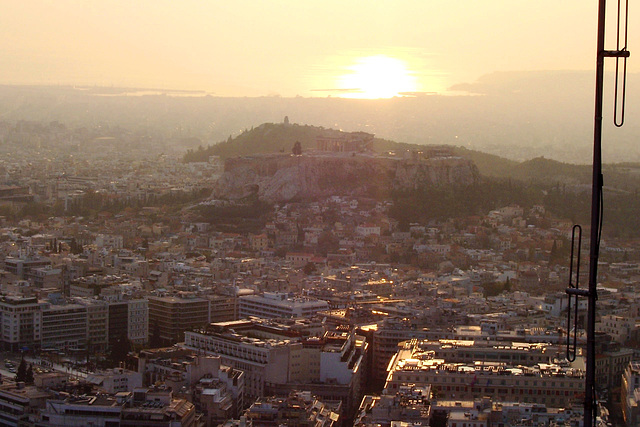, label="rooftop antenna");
[566,0,629,425]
